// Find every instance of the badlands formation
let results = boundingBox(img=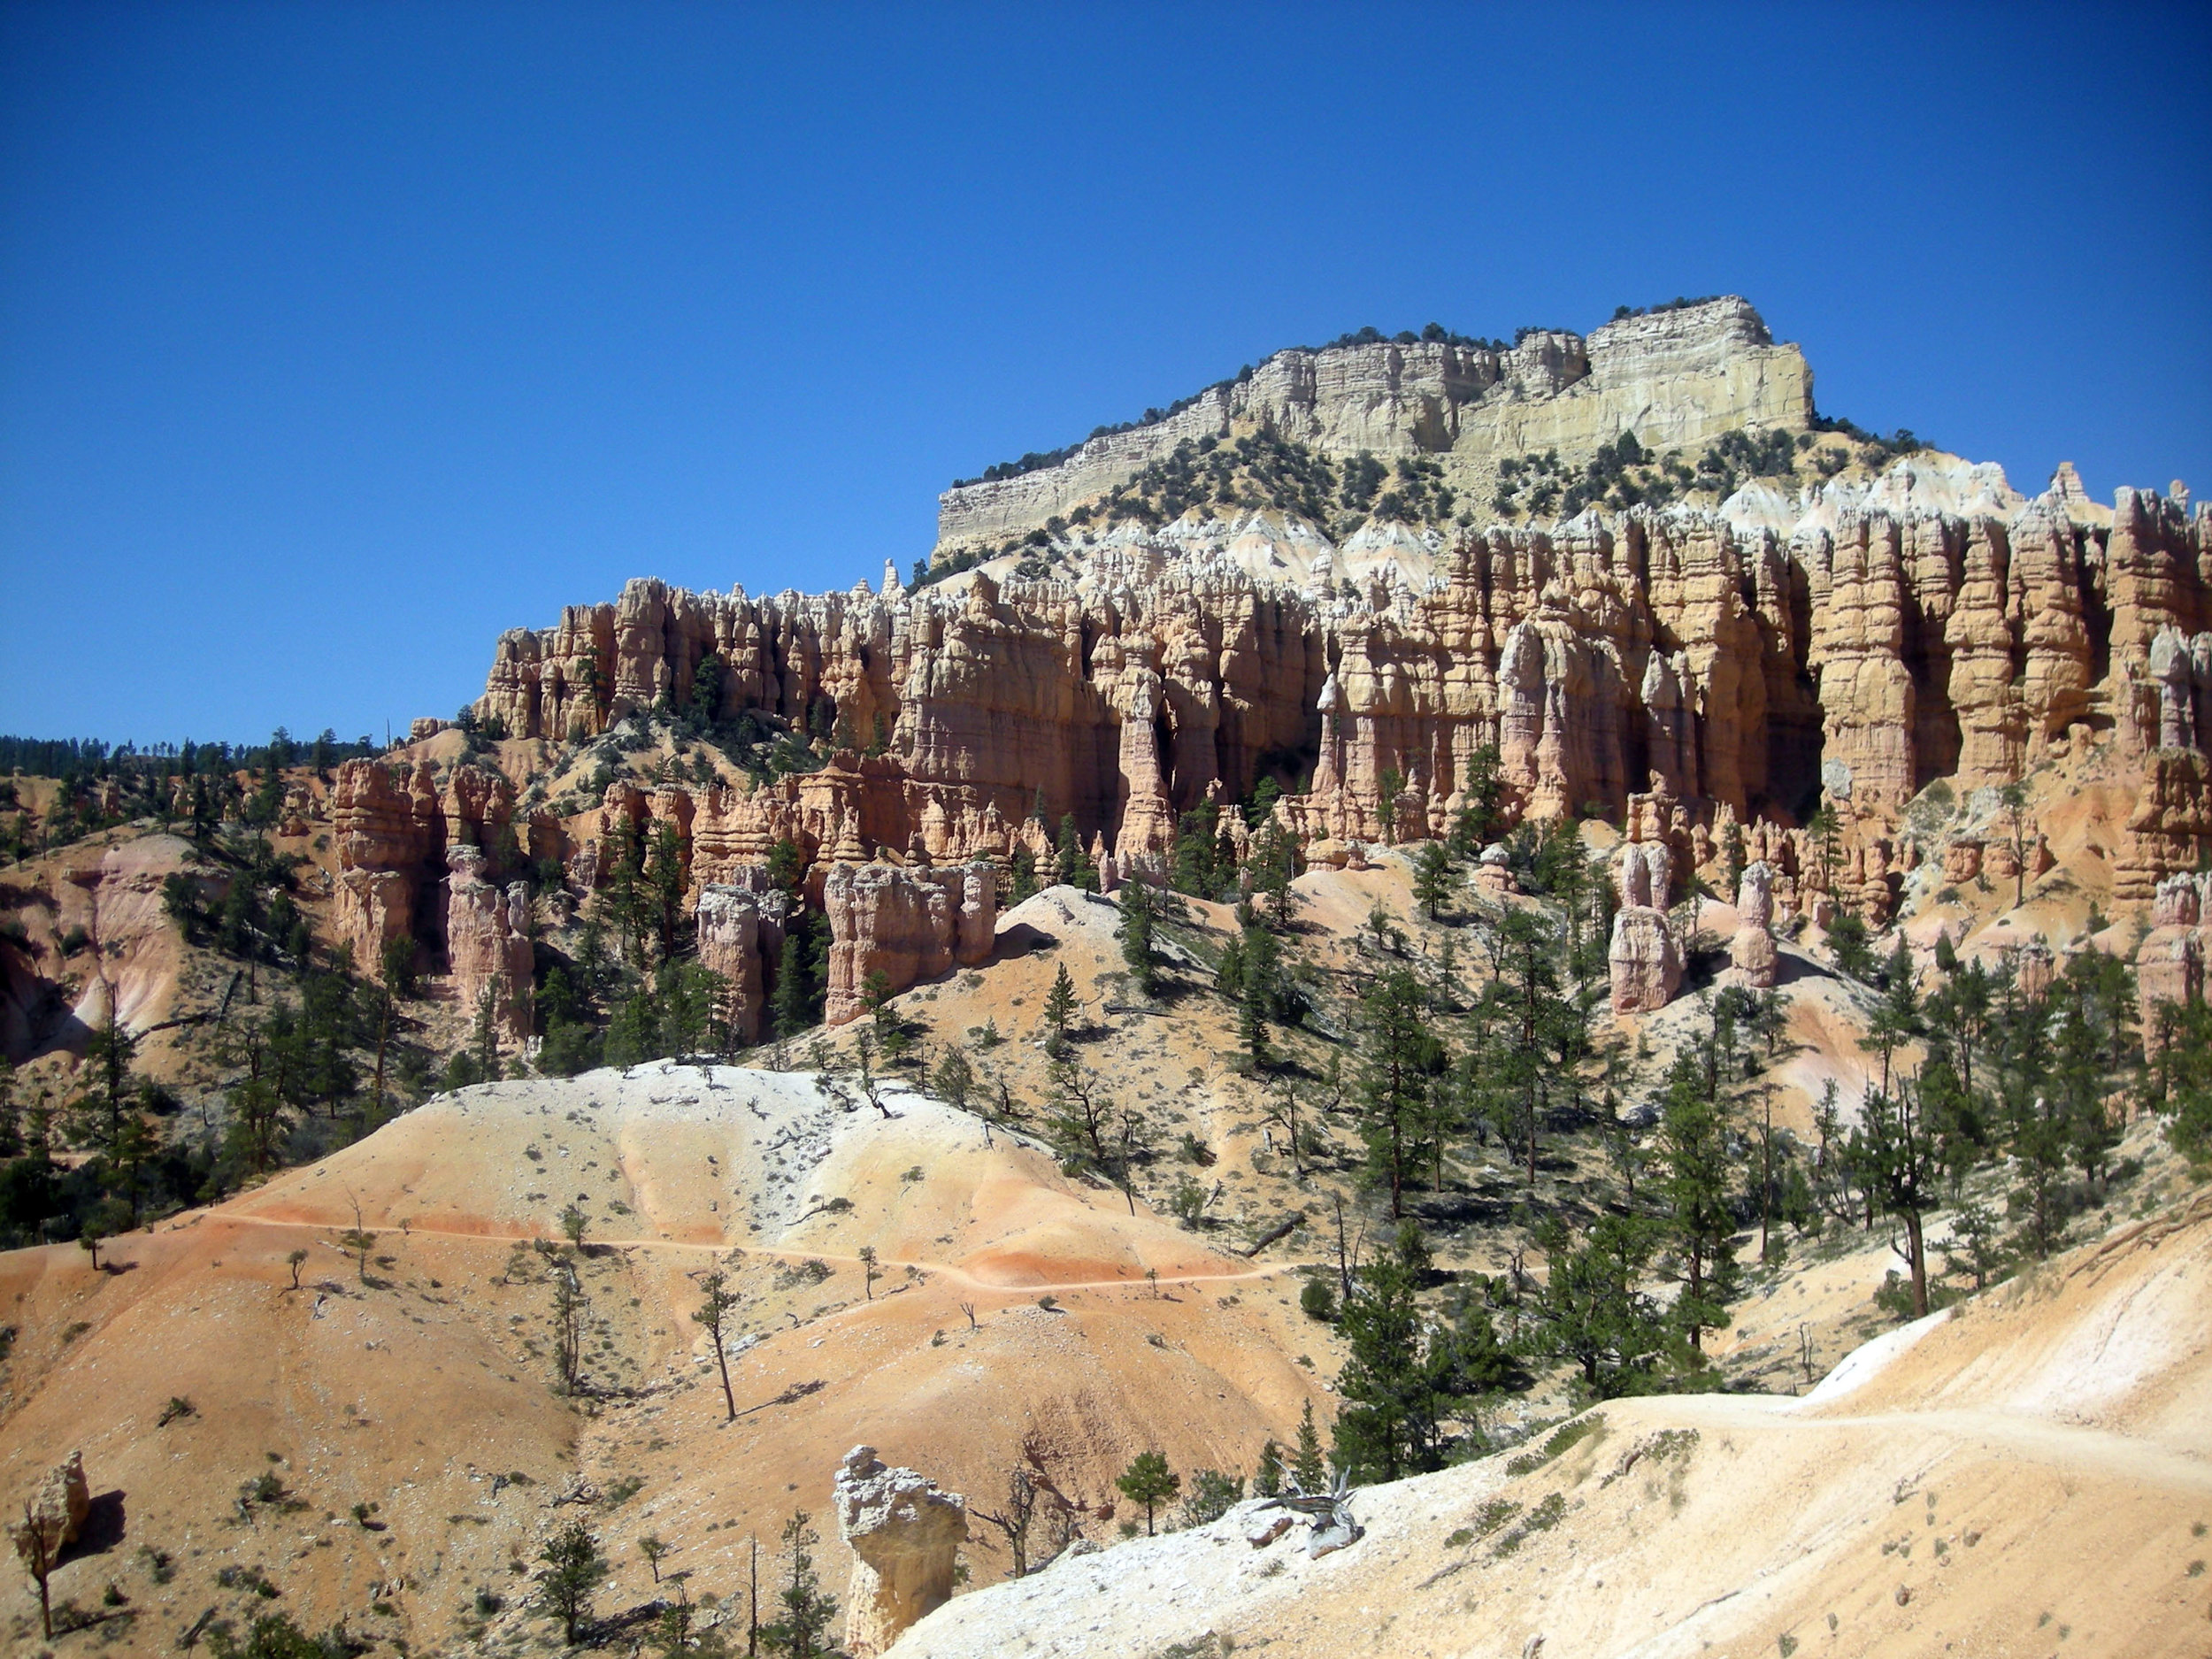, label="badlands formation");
[3,295,2209,1657]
